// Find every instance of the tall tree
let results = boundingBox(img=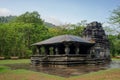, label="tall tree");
[13,11,48,49]
[109,6,120,34]
[14,11,43,24]
[108,6,120,56]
